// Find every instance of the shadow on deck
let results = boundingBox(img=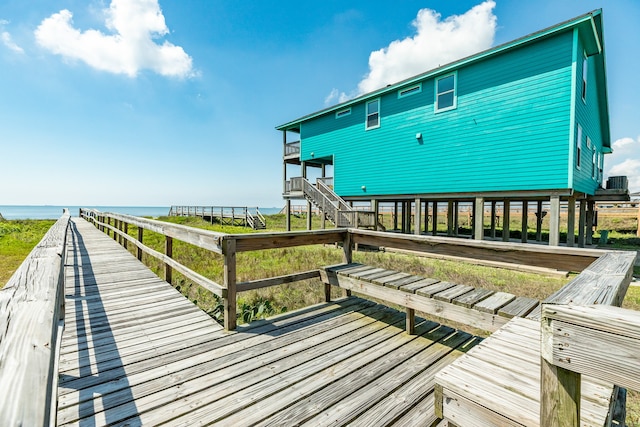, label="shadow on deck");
[58,218,479,426]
